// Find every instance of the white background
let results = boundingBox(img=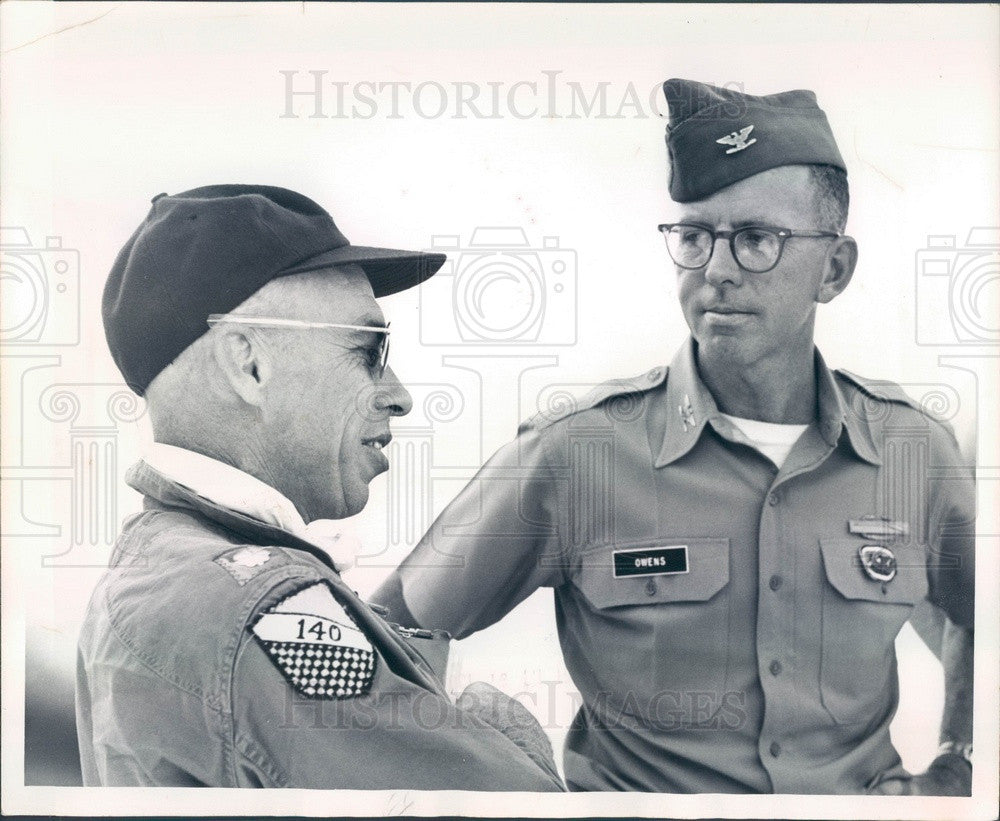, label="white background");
[2,2,998,818]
